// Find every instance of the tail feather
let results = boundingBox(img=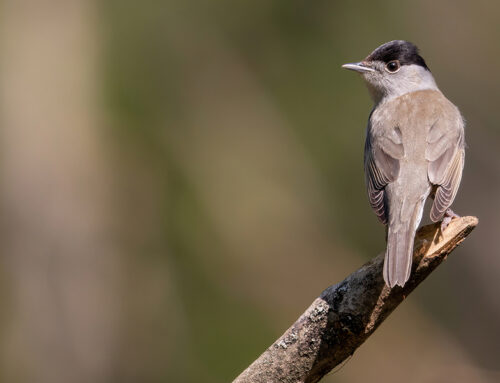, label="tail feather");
[383,198,425,288]
[383,226,414,287]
